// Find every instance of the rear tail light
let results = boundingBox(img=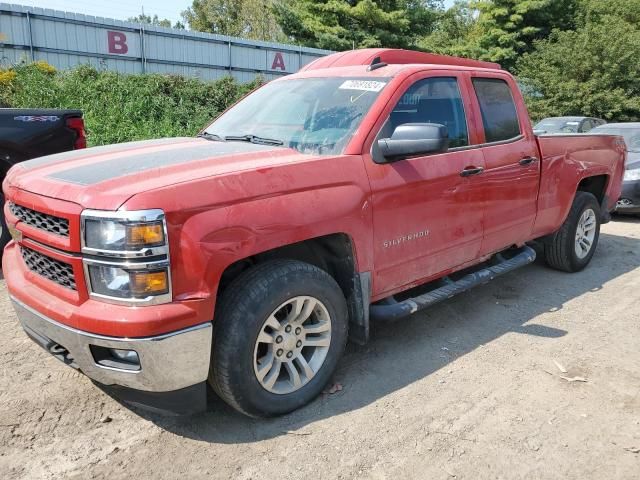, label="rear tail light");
[66,117,87,149]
